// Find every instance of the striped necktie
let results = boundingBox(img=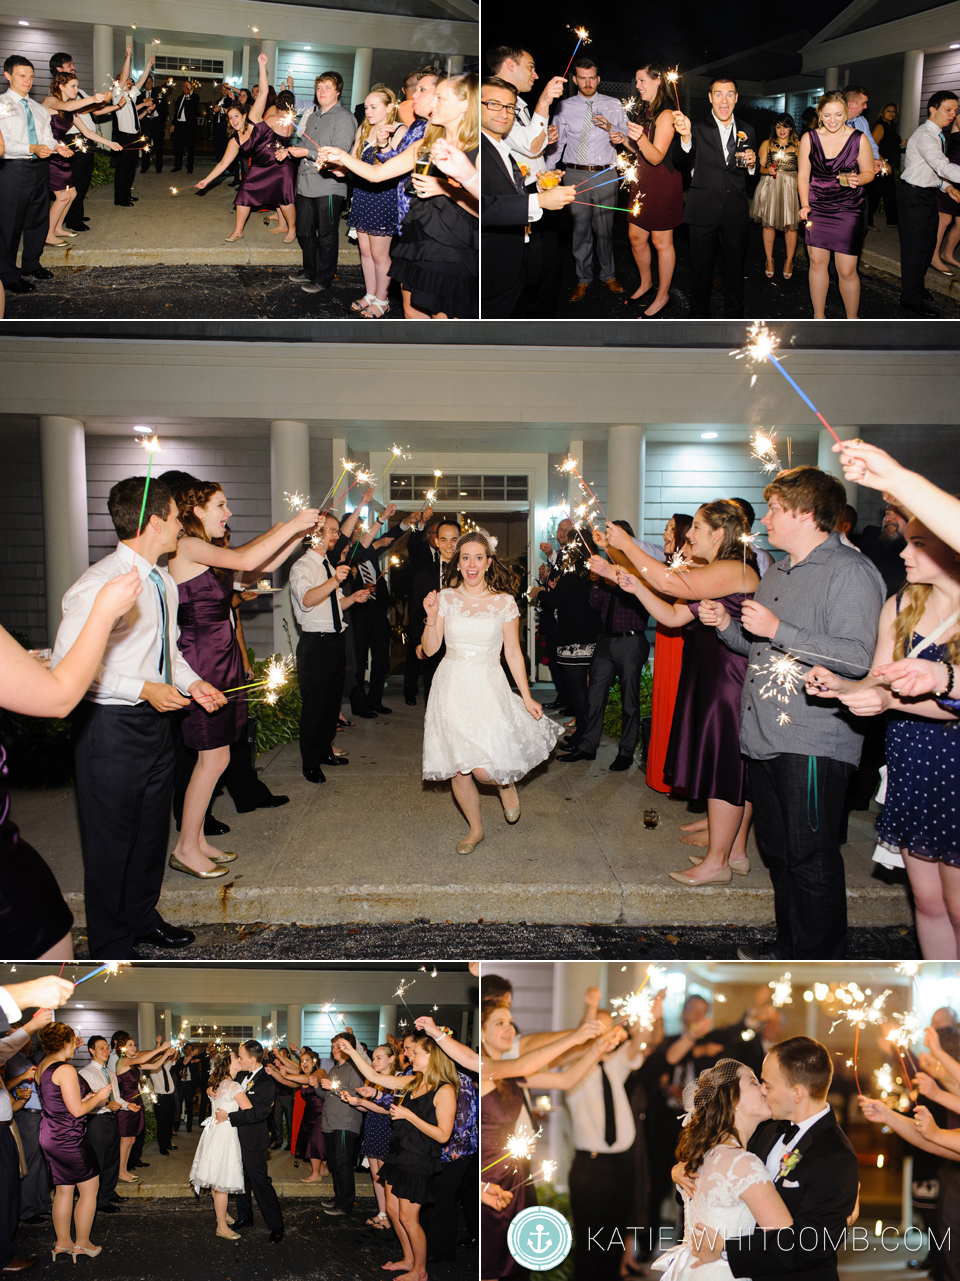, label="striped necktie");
[576,99,593,164]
